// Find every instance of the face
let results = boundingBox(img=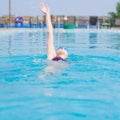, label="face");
[56,47,68,59]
